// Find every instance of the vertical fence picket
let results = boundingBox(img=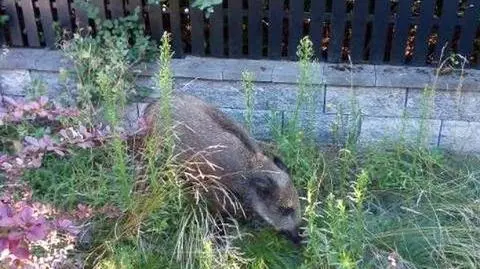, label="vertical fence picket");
[2,0,480,67]
[37,0,56,47]
[390,0,414,64]
[190,7,205,56]
[74,1,89,30]
[370,0,390,63]
[268,0,283,59]
[434,0,458,60]
[92,0,106,20]
[328,0,346,62]
[5,0,23,46]
[125,0,143,28]
[19,0,40,46]
[209,4,224,57]
[228,0,242,57]
[458,0,480,65]
[169,0,183,57]
[288,0,303,59]
[109,0,124,19]
[0,28,4,46]
[310,0,325,58]
[412,0,435,65]
[125,0,141,14]
[55,0,72,31]
[350,0,368,63]
[147,3,163,42]
[248,0,262,58]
